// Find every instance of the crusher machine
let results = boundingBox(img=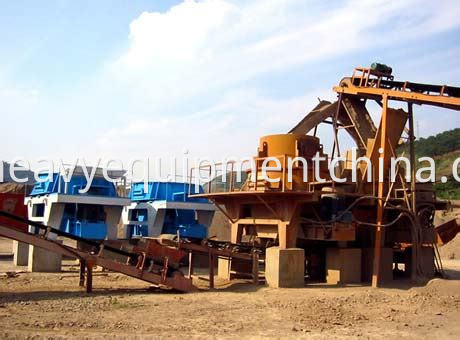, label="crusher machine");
[122,181,215,240]
[190,65,460,288]
[0,174,260,292]
[15,166,131,272]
